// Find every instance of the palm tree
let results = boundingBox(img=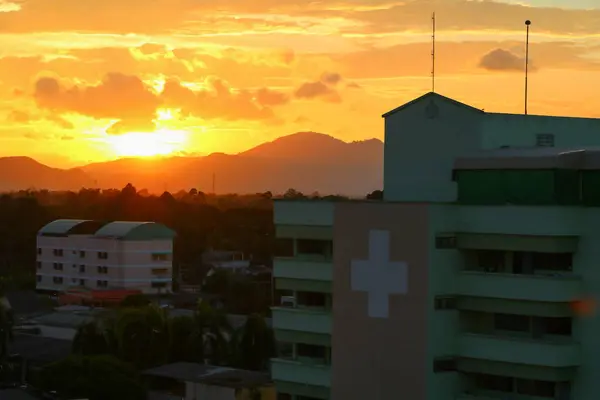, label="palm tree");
[189,301,232,365]
[231,314,275,371]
